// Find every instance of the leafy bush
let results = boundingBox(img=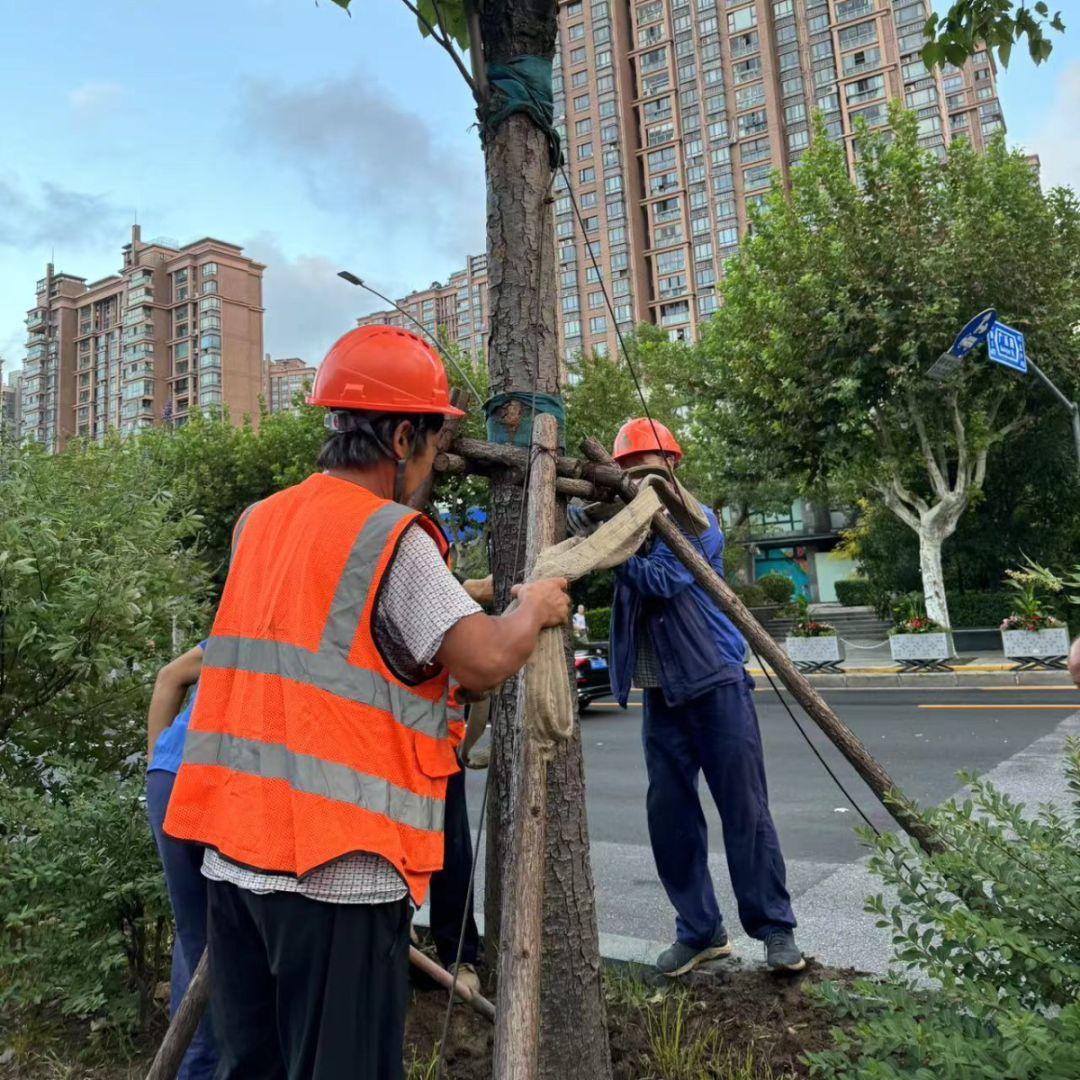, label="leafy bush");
[585,608,611,642]
[833,579,876,607]
[946,591,1014,627]
[0,438,209,790]
[757,572,795,605]
[734,584,768,608]
[0,768,170,1036]
[806,739,1080,1080]
[889,593,945,634]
